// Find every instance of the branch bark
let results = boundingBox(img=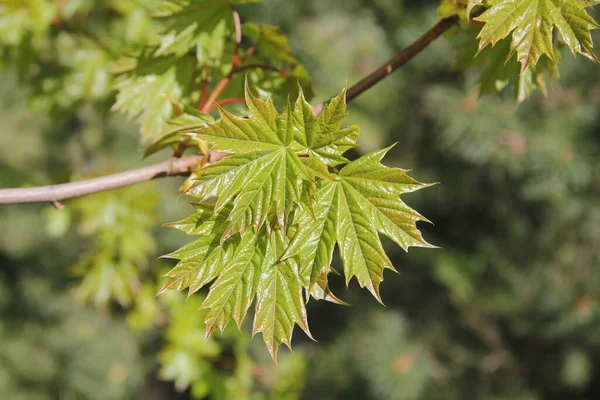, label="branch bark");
[0,155,203,205]
[0,17,458,206]
[344,16,458,103]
